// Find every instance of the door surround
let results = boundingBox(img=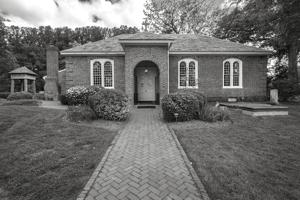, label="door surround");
[134,60,159,105]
